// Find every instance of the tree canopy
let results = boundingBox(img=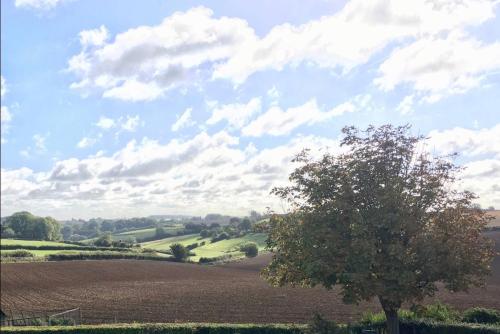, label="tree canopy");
[263,124,495,334]
[2,211,62,241]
